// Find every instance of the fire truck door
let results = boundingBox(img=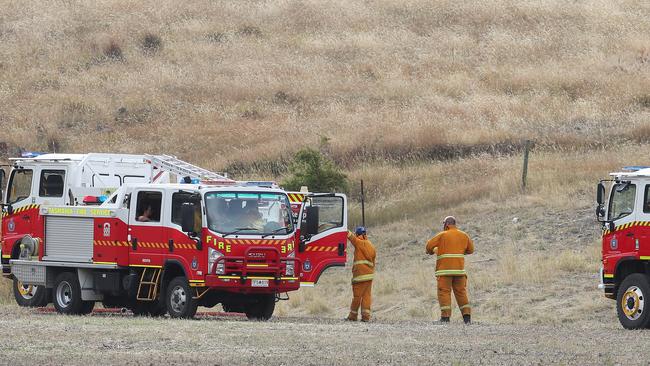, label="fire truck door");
[606,181,638,256]
[164,191,203,271]
[3,168,37,246]
[296,194,348,285]
[634,183,650,257]
[129,190,165,267]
